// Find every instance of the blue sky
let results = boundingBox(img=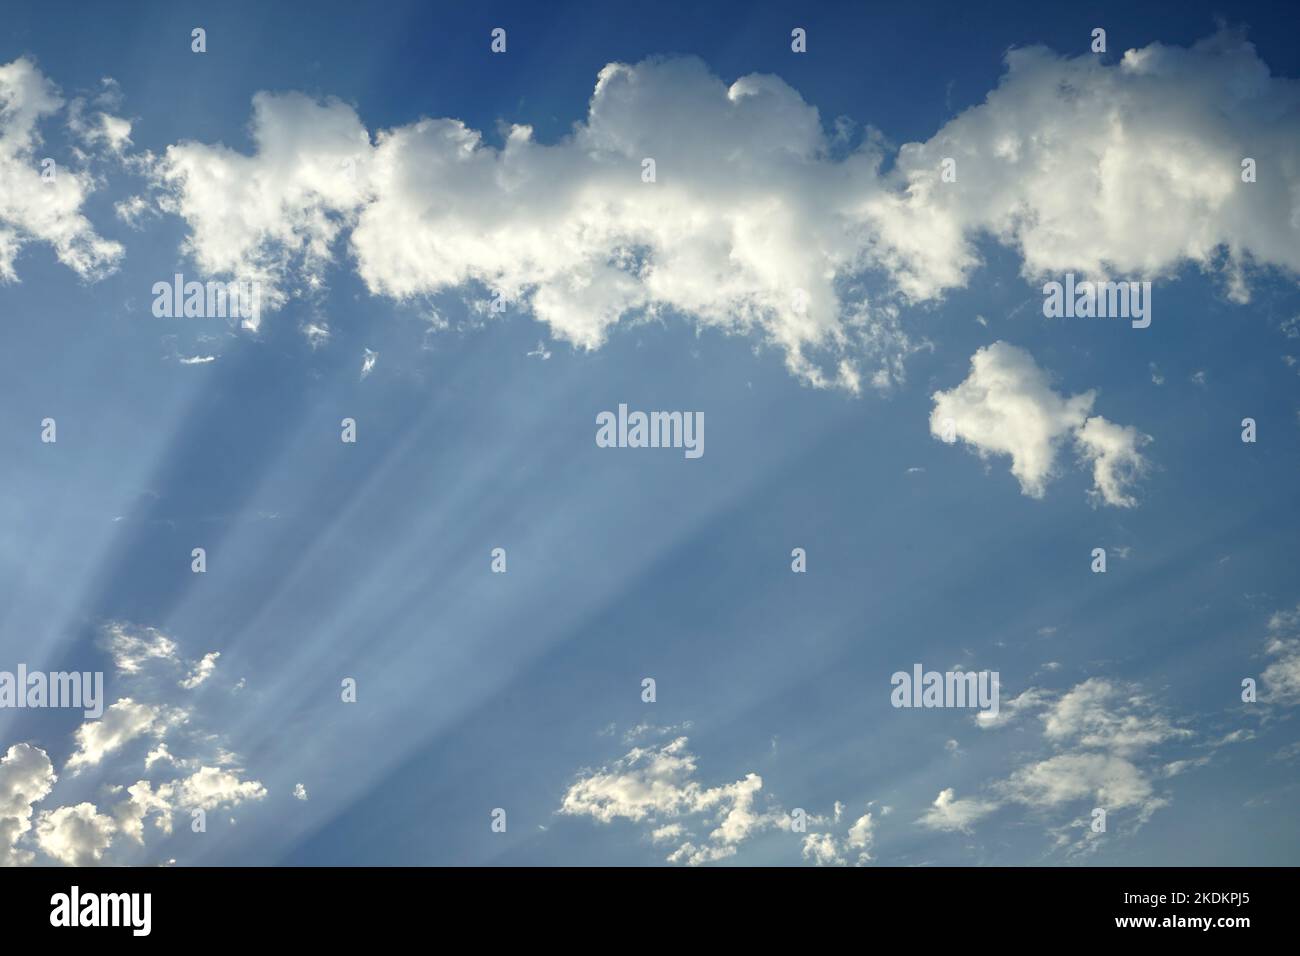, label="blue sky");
[0,0,1298,866]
